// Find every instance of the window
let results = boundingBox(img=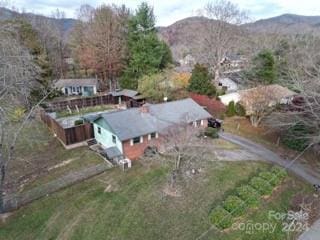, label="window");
[194,120,202,127]
[97,127,101,134]
[112,135,116,144]
[133,137,141,144]
[150,132,156,139]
